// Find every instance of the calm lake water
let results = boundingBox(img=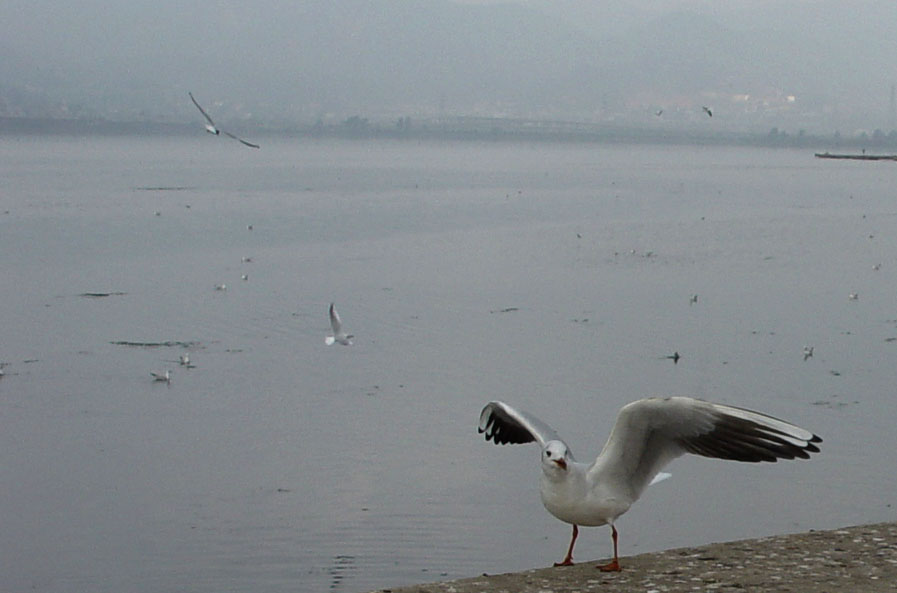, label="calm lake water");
[1,135,895,593]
